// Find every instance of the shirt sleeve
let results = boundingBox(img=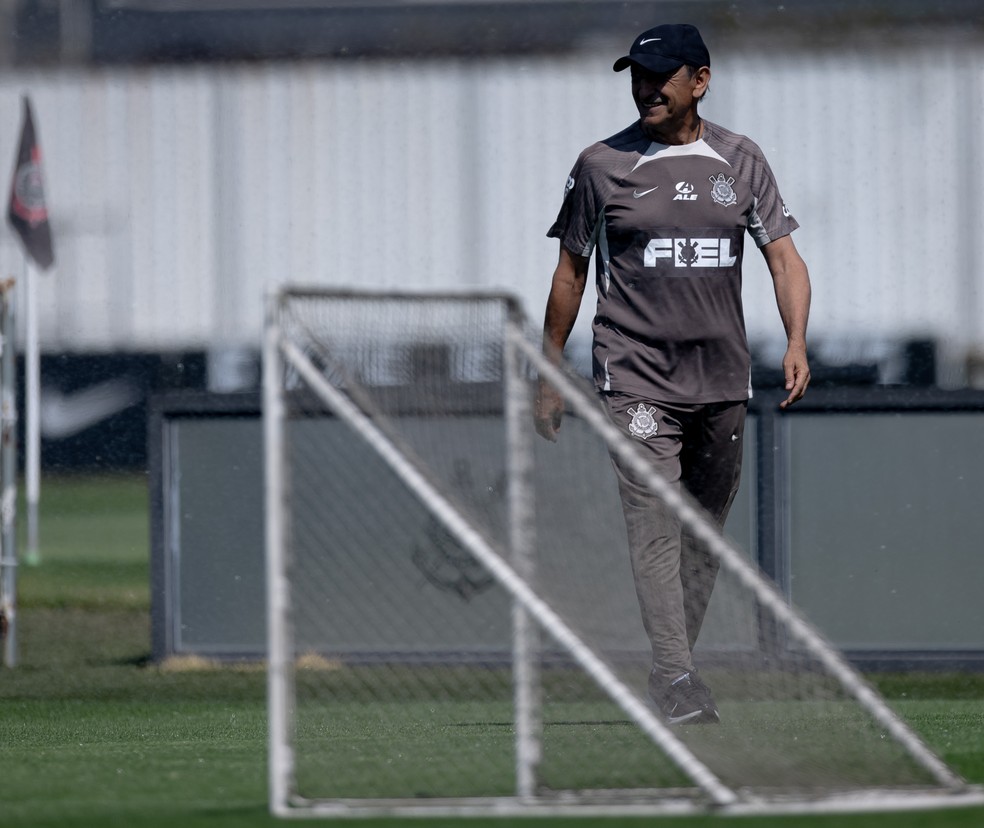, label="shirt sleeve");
[546,152,602,258]
[744,143,799,248]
